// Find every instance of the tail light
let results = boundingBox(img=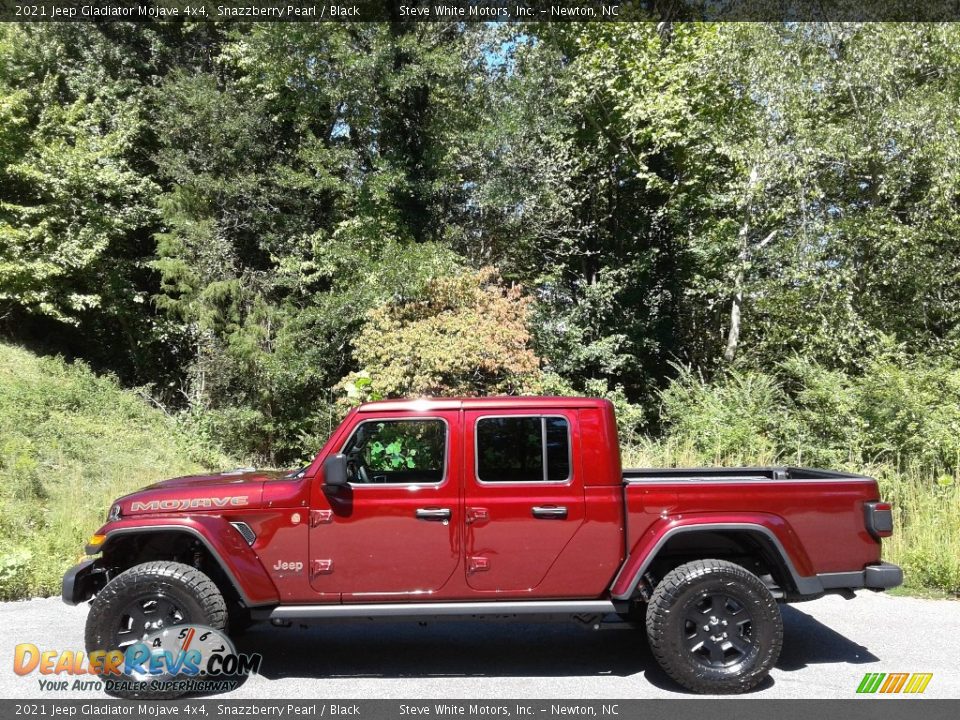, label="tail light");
[865,501,894,538]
